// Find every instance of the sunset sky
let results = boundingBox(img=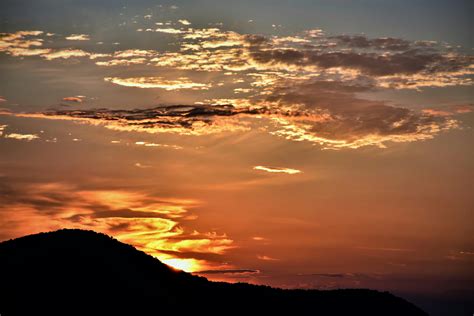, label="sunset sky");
[0,0,473,306]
